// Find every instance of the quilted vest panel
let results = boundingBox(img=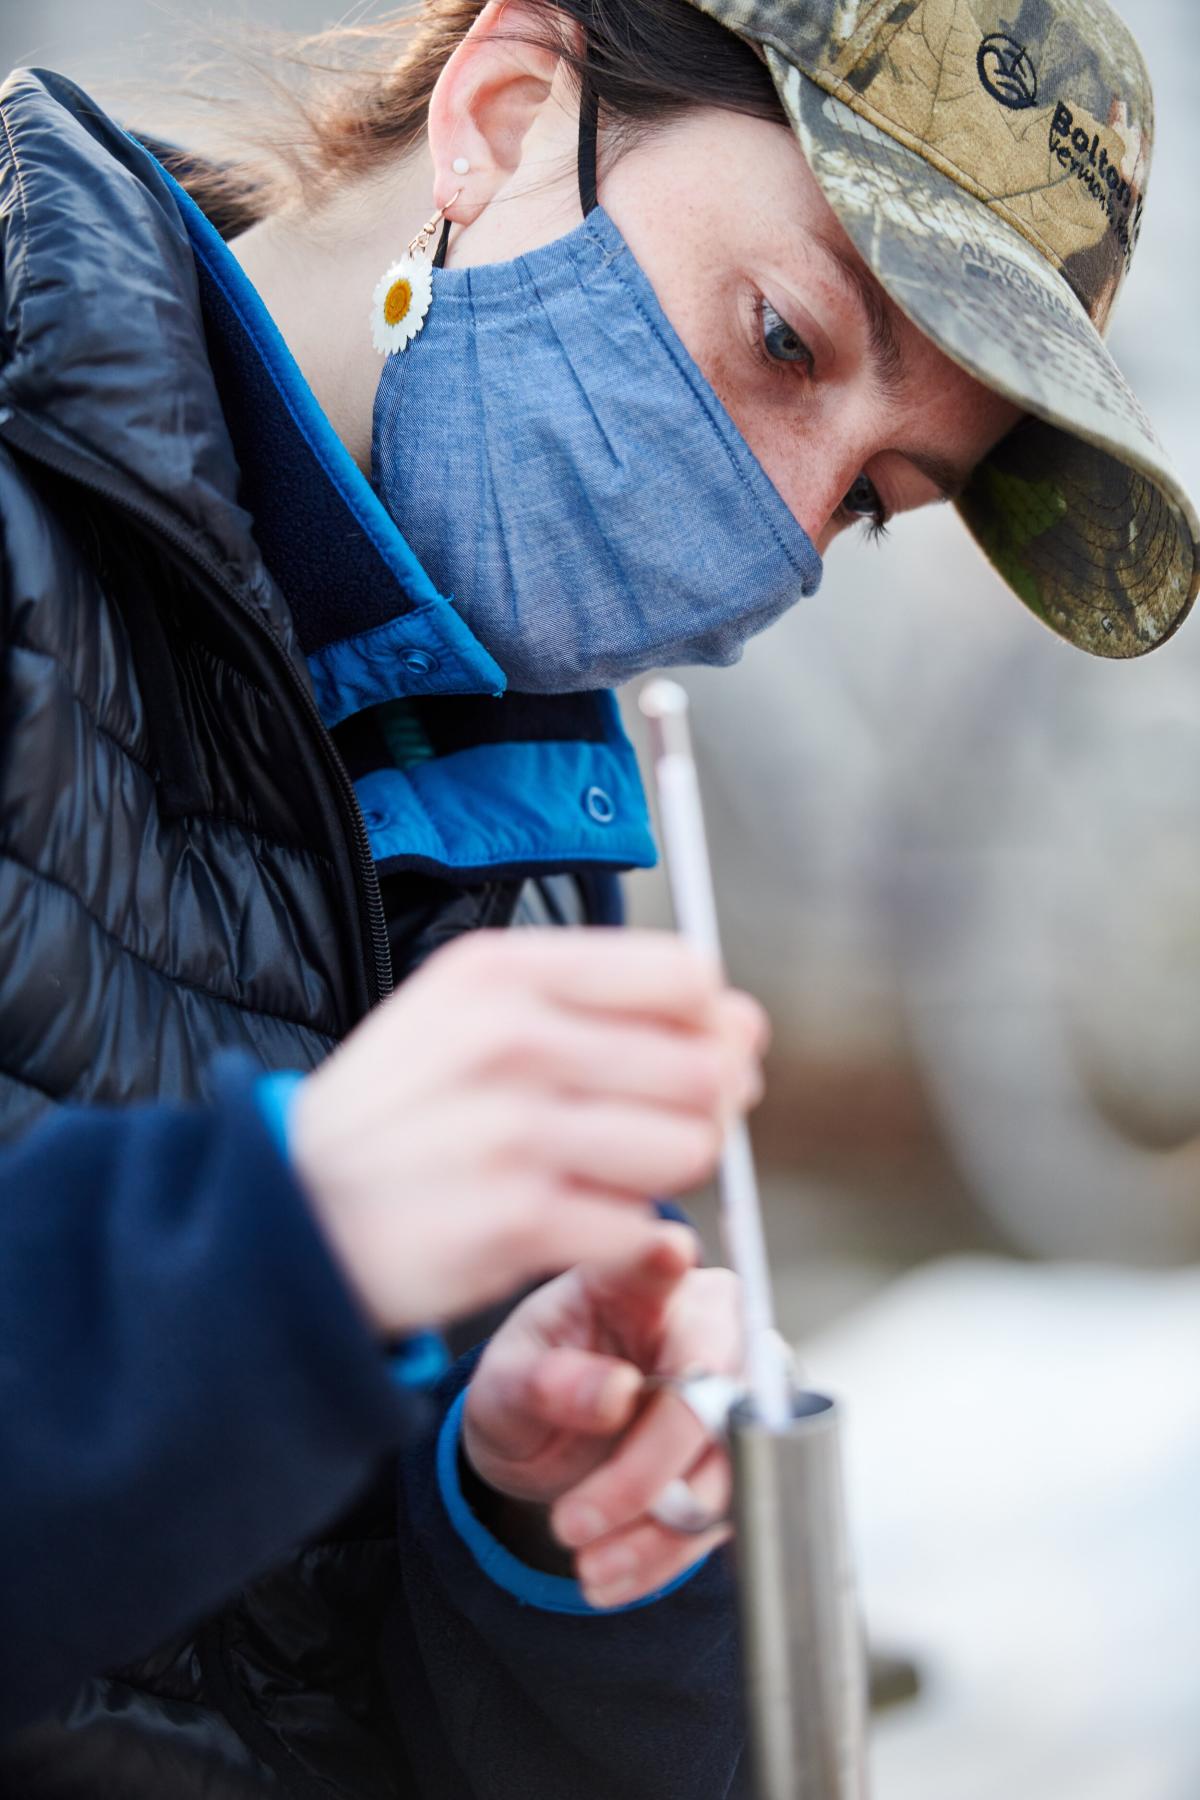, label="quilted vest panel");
[0,444,357,1143]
